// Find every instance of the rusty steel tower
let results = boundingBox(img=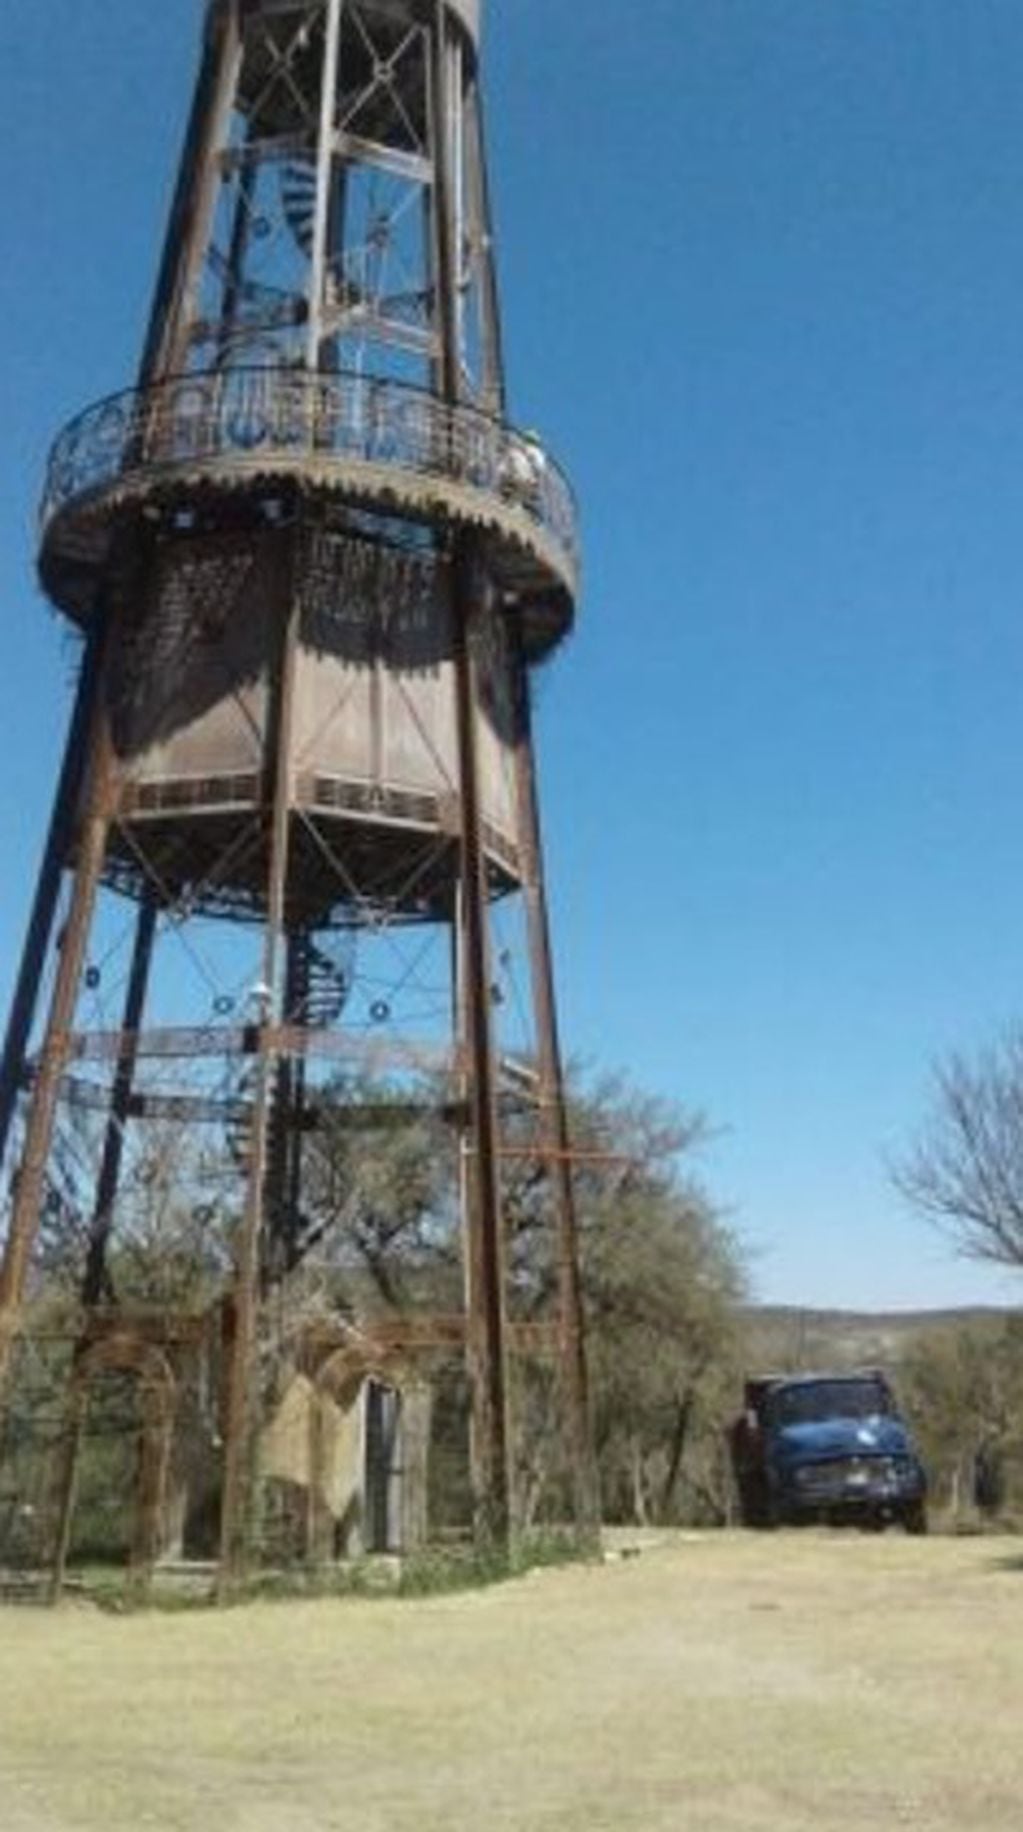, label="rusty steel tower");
[0,0,593,1592]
